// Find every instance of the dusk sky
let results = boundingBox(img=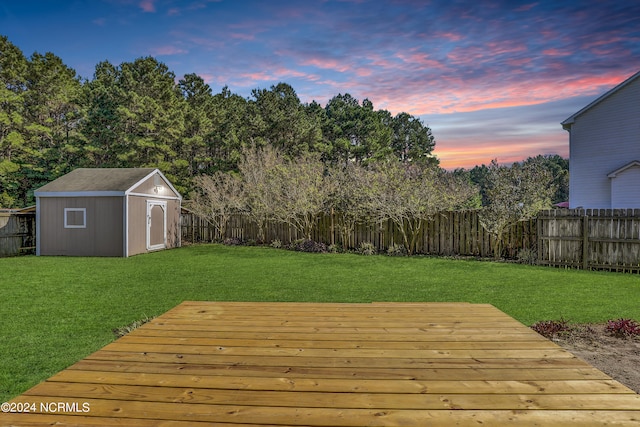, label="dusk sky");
[2,0,639,169]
